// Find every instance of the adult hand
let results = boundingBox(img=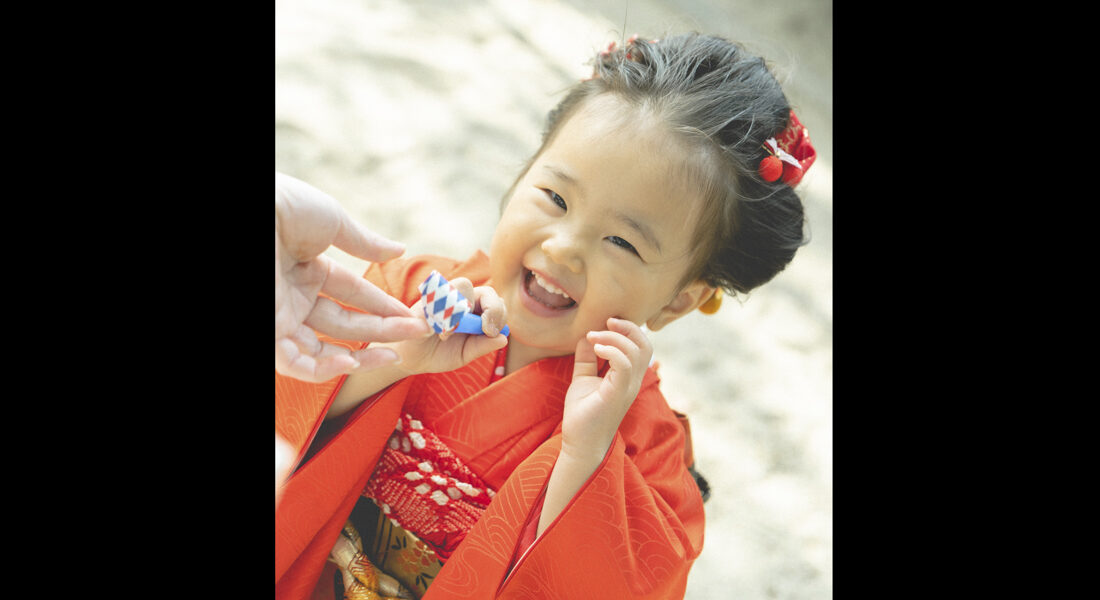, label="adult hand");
[275,433,293,506]
[275,172,431,382]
